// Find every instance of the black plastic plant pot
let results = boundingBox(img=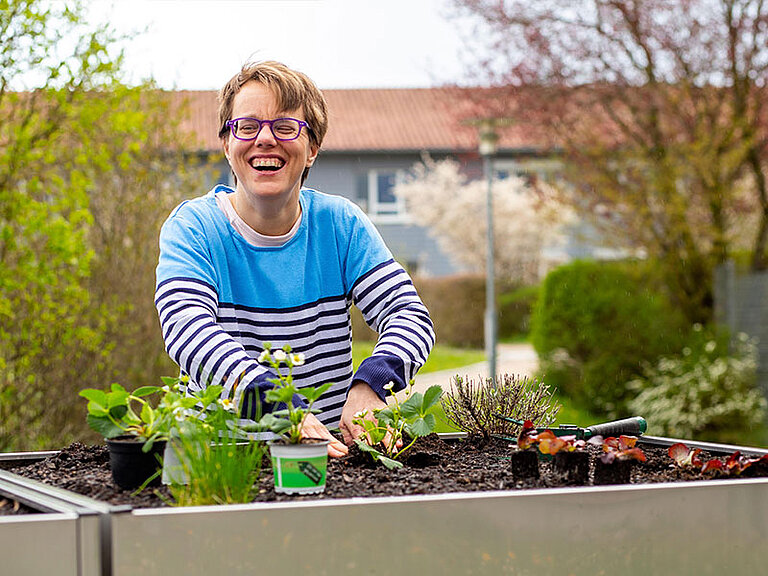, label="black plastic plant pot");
[106,436,166,490]
[593,458,633,485]
[552,451,589,485]
[509,449,540,481]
